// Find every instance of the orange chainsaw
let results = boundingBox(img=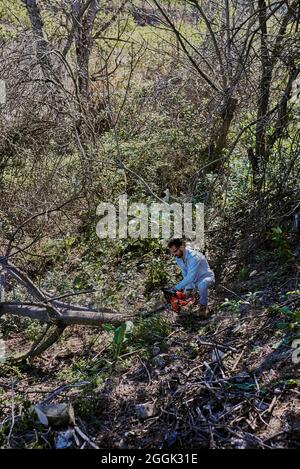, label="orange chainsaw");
[163,288,195,313]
